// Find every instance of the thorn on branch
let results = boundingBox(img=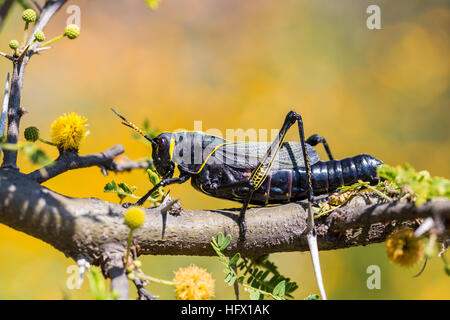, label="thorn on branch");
[0,51,14,61]
[160,192,181,216]
[414,217,434,237]
[32,46,51,54]
[76,257,91,288]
